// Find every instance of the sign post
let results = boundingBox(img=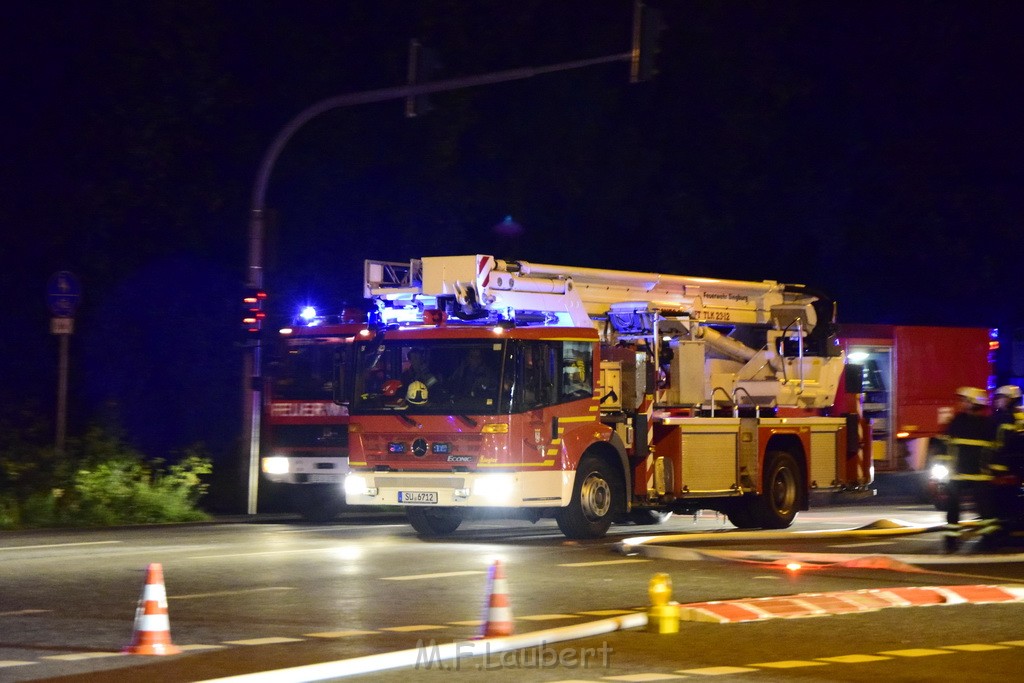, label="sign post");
[47,271,81,454]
